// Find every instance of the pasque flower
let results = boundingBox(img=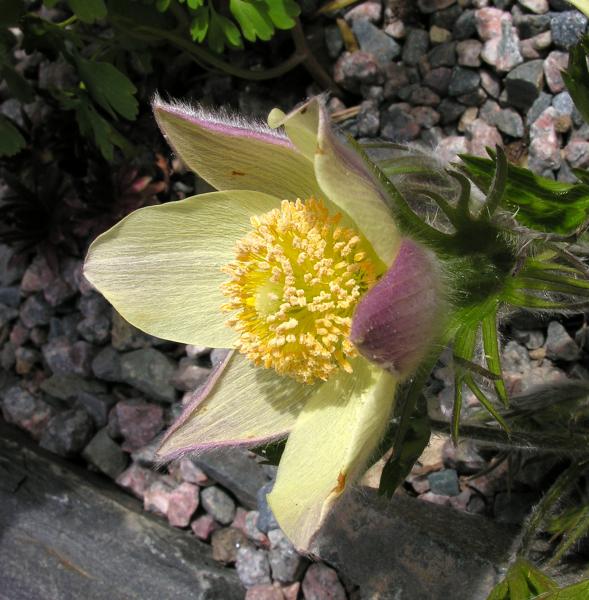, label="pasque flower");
[84,96,444,549]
